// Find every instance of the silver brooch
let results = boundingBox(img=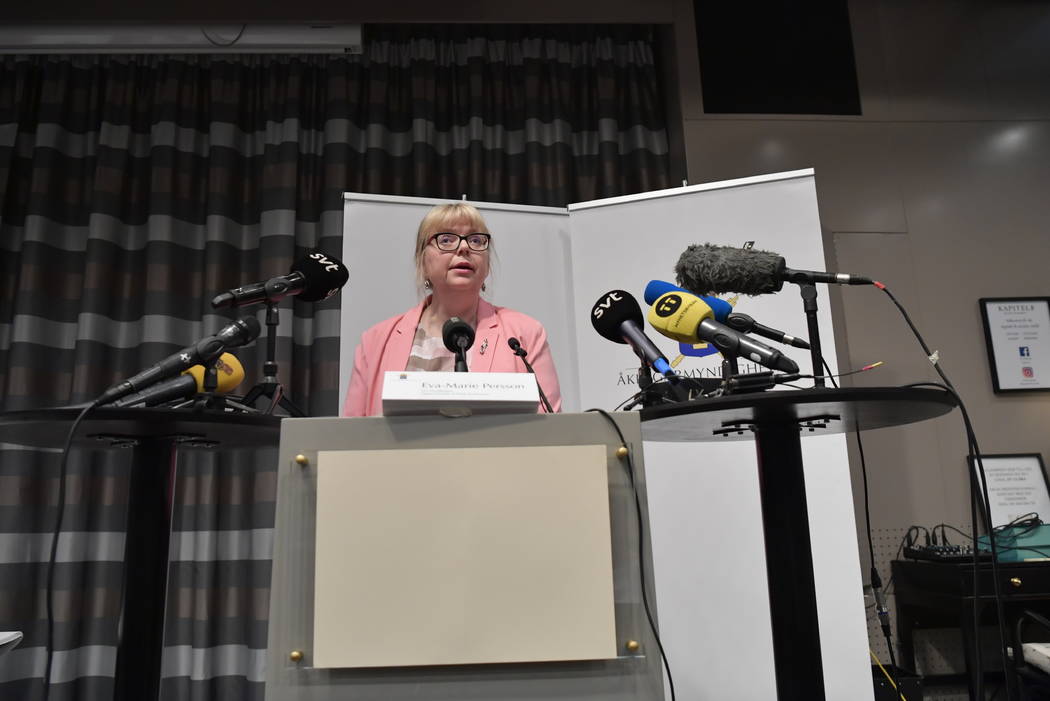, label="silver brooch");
[479,338,488,355]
